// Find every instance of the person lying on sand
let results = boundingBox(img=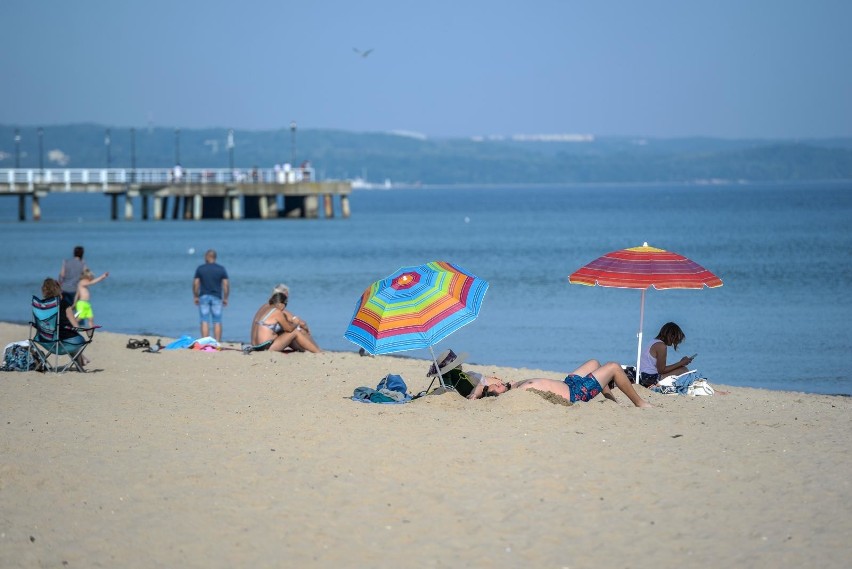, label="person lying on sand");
[469,359,652,408]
